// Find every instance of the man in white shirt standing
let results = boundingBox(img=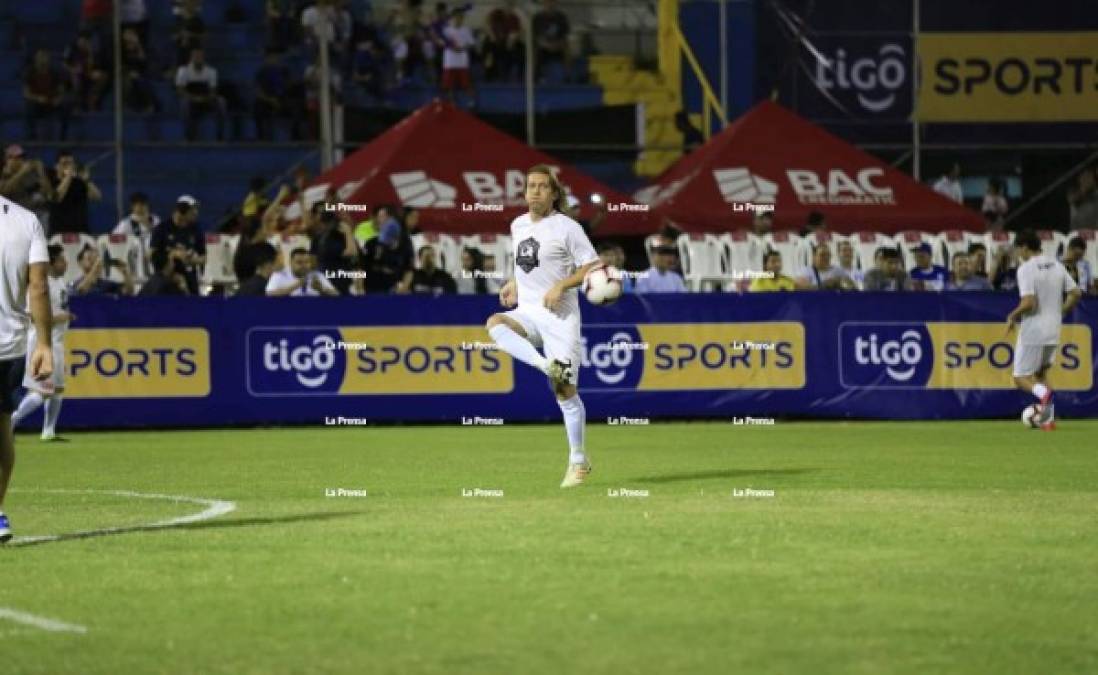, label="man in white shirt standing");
[0,195,54,542]
[175,47,226,141]
[933,162,964,204]
[486,165,601,487]
[441,9,476,106]
[265,247,339,297]
[1006,230,1082,430]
